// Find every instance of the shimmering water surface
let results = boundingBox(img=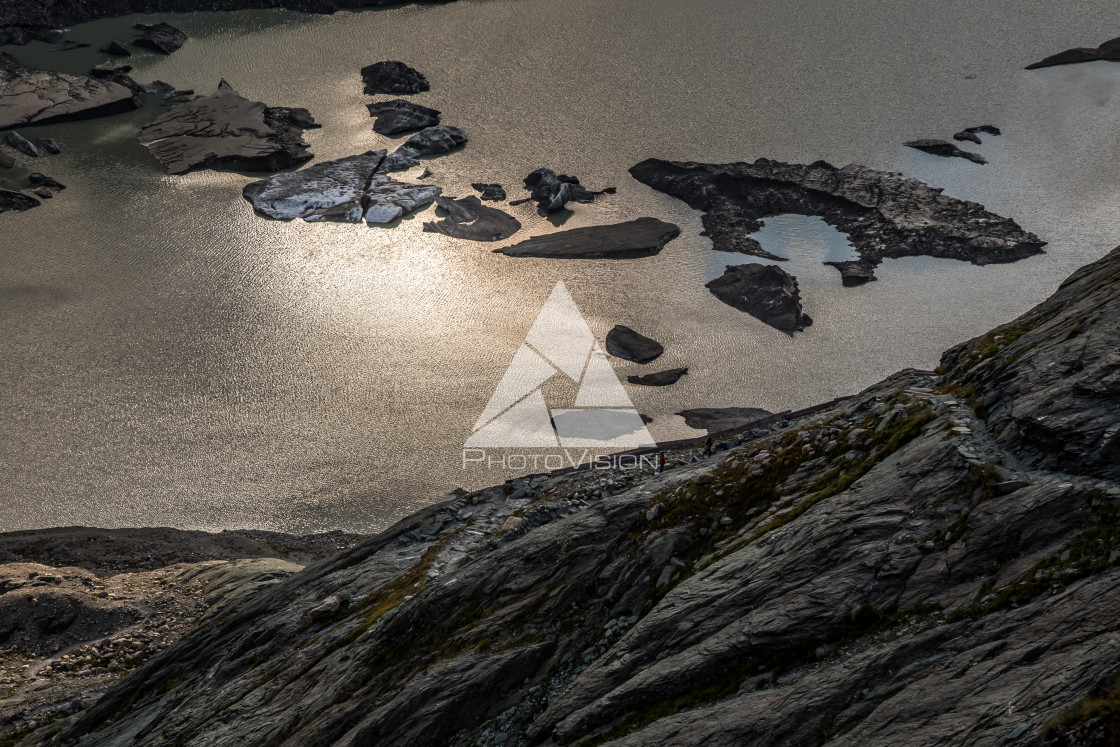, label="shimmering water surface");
[3,0,1120,532]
